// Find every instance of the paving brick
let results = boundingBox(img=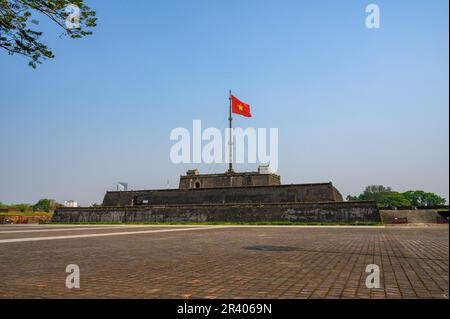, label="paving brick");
[0,225,448,299]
